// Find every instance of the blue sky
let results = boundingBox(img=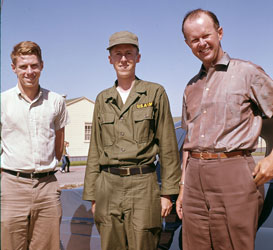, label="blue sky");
[1,0,273,116]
